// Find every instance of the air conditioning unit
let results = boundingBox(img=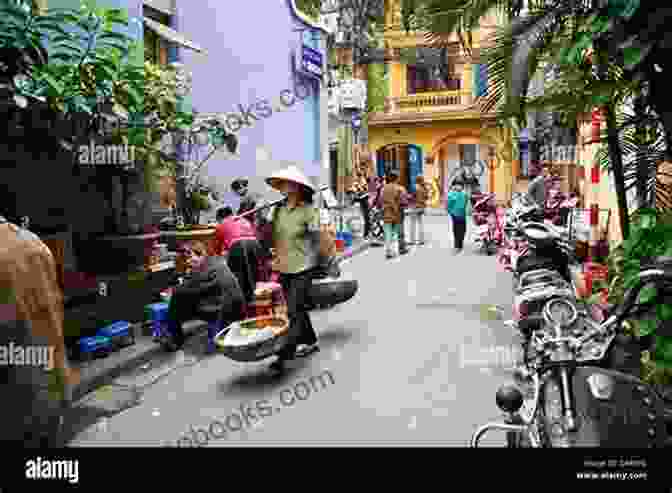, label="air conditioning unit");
[339,79,366,111]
